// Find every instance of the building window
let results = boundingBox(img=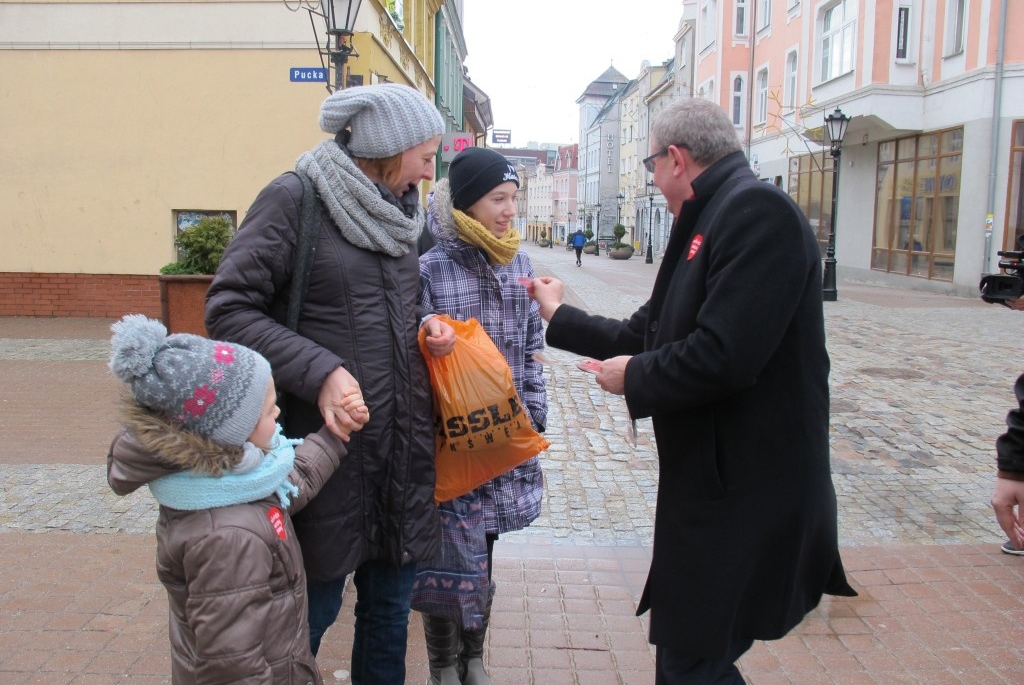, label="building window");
[700,0,718,50]
[757,0,771,30]
[784,51,798,109]
[787,153,833,256]
[735,0,748,36]
[895,5,911,60]
[872,128,963,281]
[755,68,768,125]
[945,0,966,56]
[732,76,745,126]
[1005,121,1024,250]
[819,0,856,82]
